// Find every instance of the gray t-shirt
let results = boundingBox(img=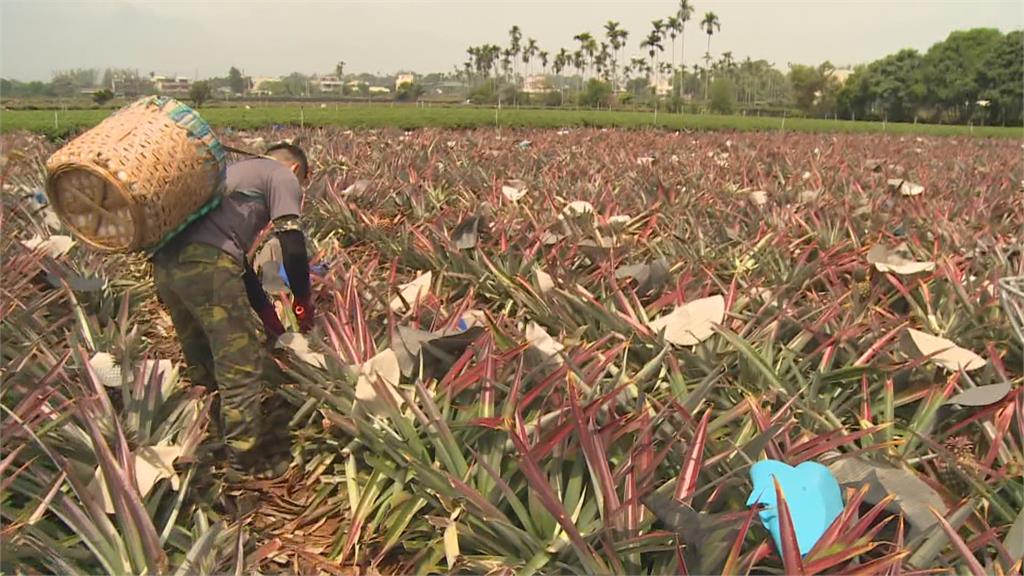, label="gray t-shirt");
[174,157,302,264]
